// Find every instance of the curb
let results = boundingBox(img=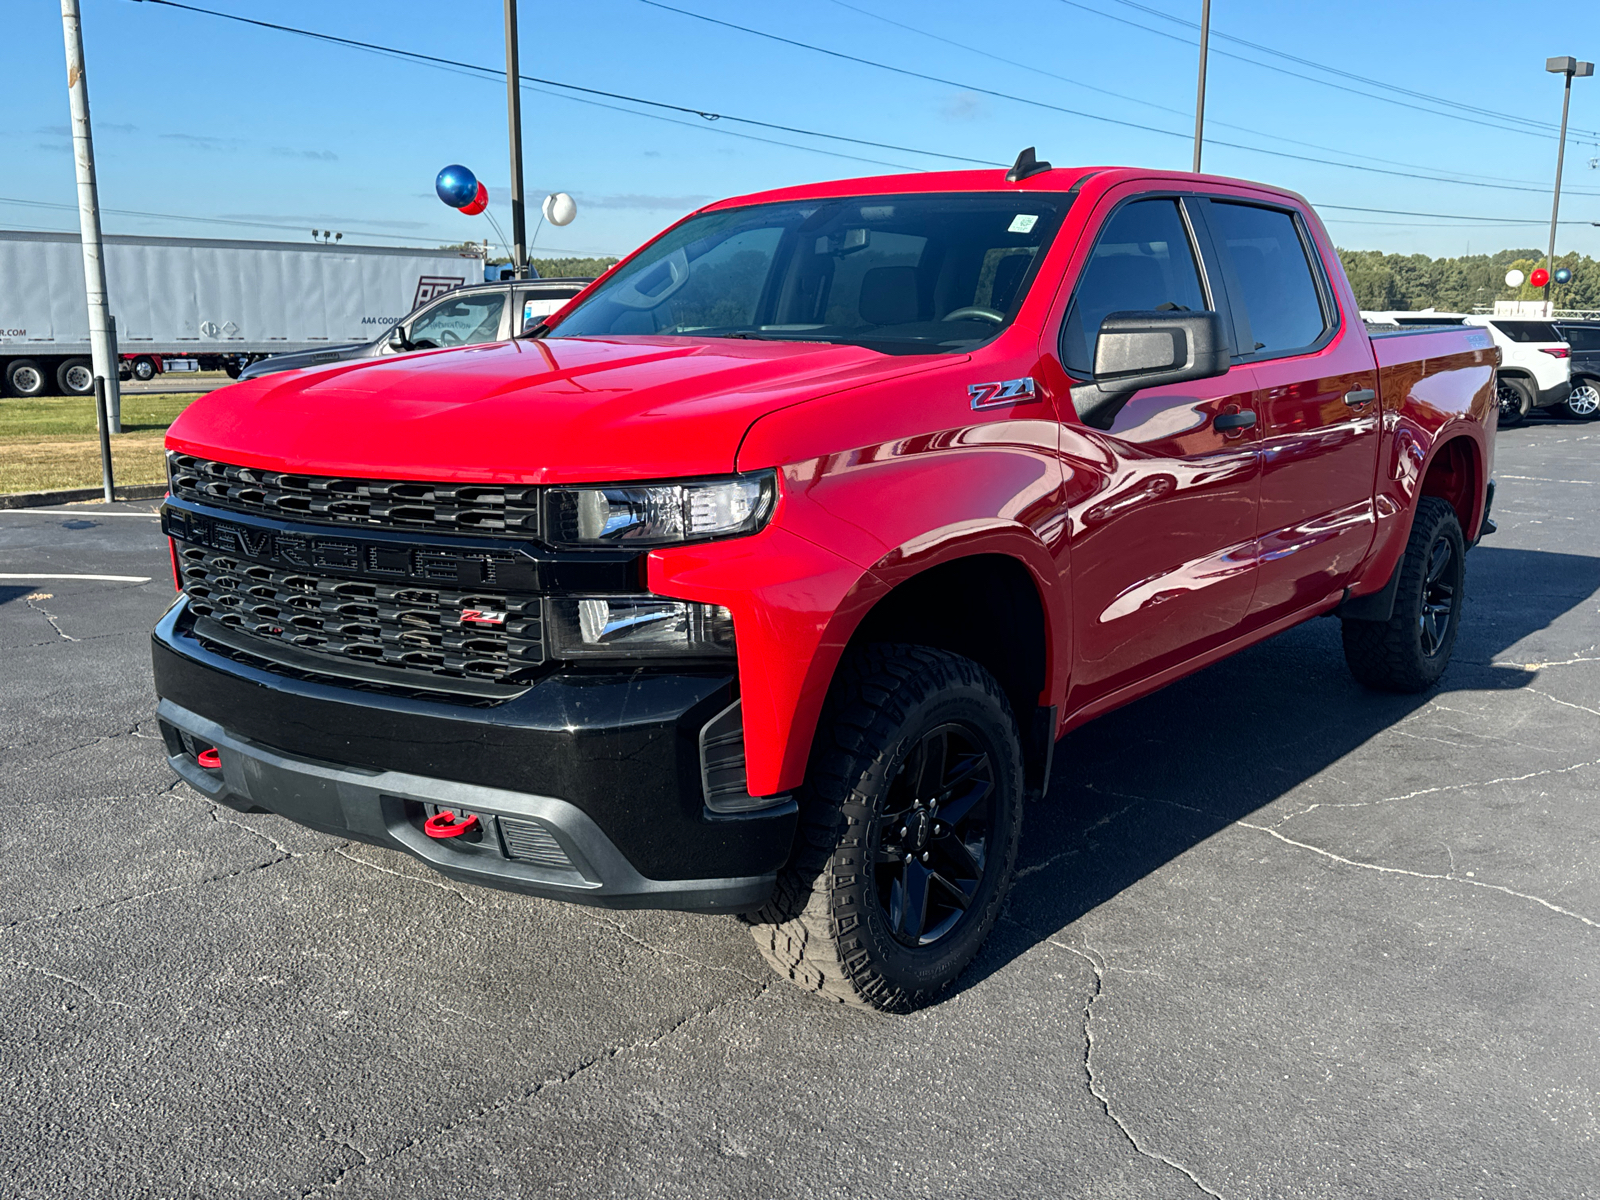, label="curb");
[0,484,167,510]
